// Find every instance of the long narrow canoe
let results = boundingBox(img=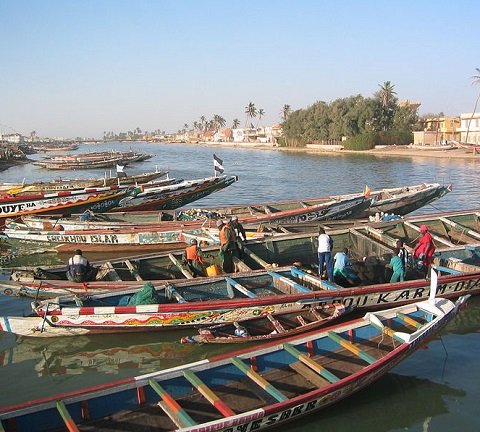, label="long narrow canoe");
[0,168,168,195]
[180,303,347,344]
[0,290,468,432]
